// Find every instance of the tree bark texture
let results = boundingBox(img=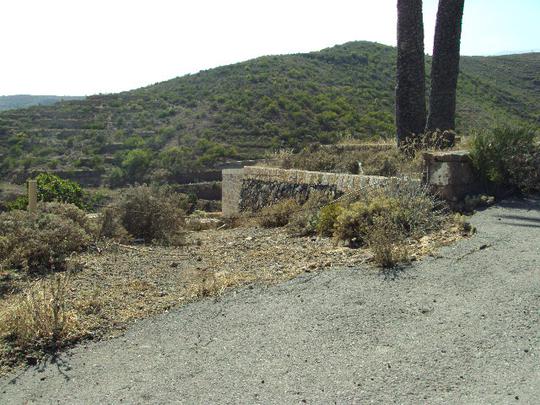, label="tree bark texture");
[395,0,426,146]
[427,0,465,132]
